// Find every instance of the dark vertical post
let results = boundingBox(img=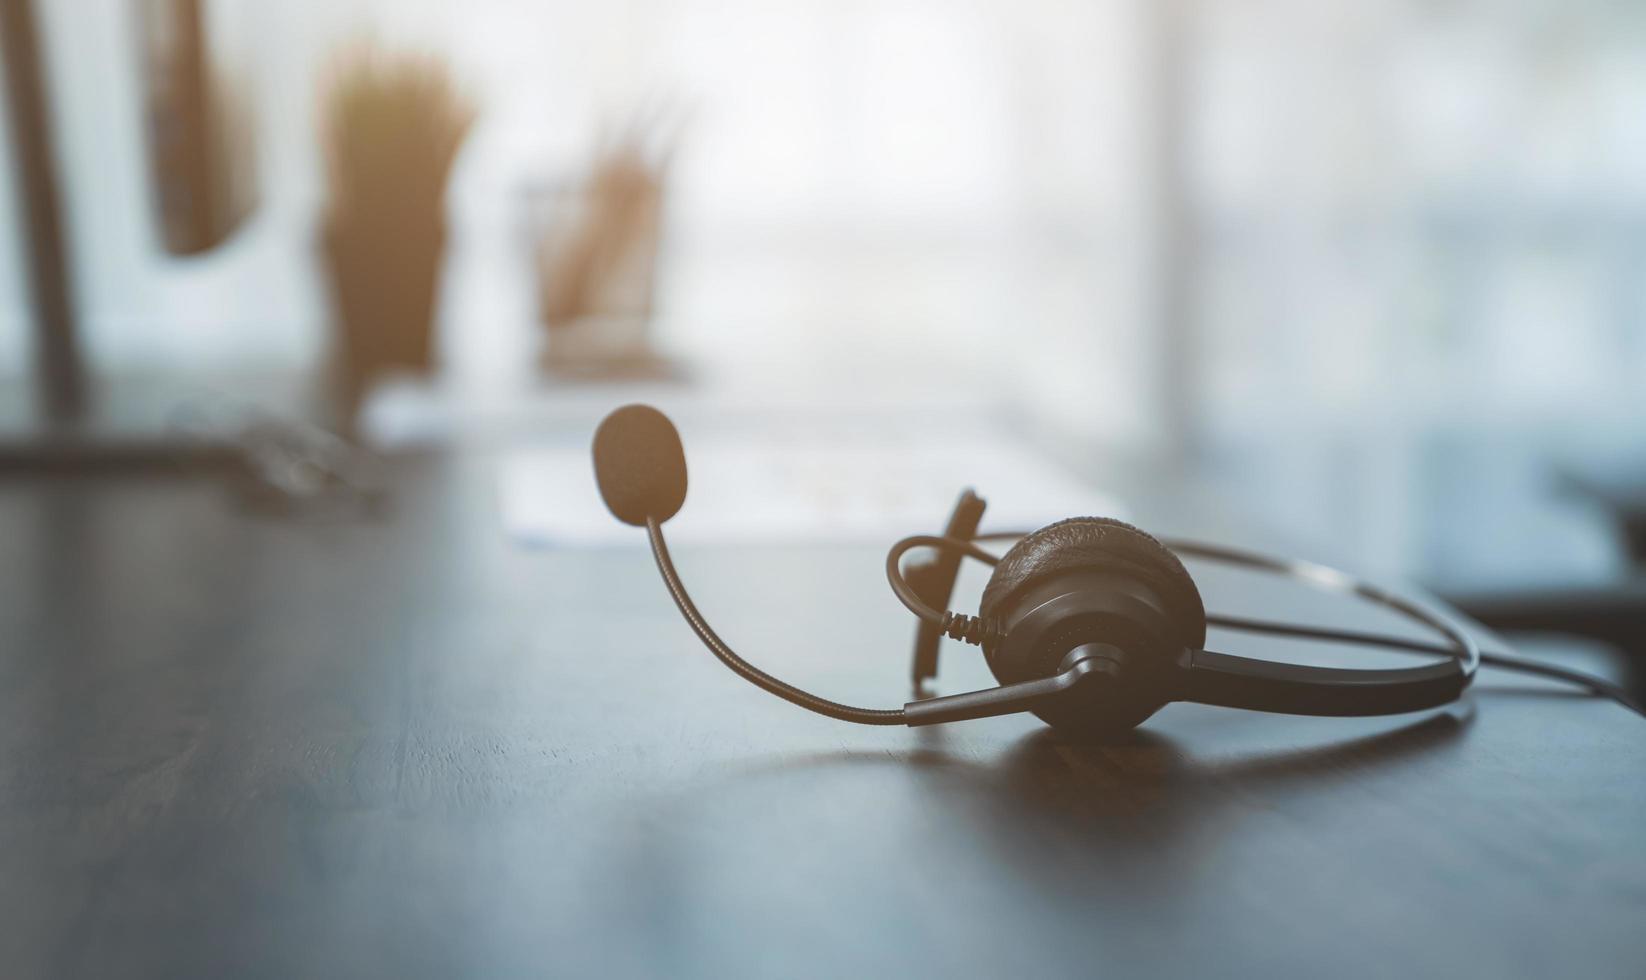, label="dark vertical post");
[0,0,87,422]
